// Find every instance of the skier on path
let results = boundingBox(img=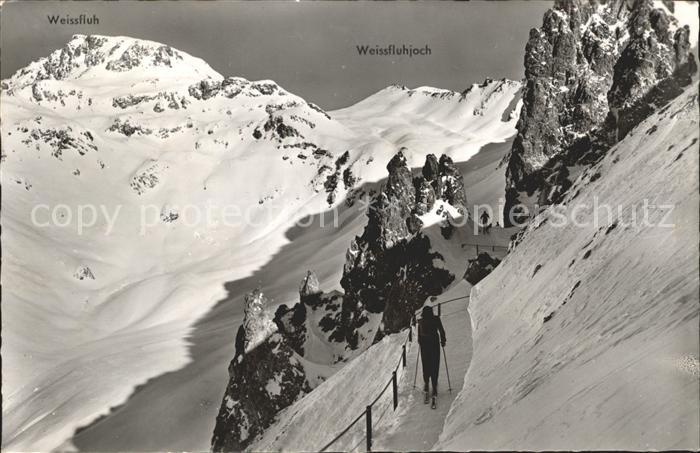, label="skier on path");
[418,305,446,408]
[479,210,491,235]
